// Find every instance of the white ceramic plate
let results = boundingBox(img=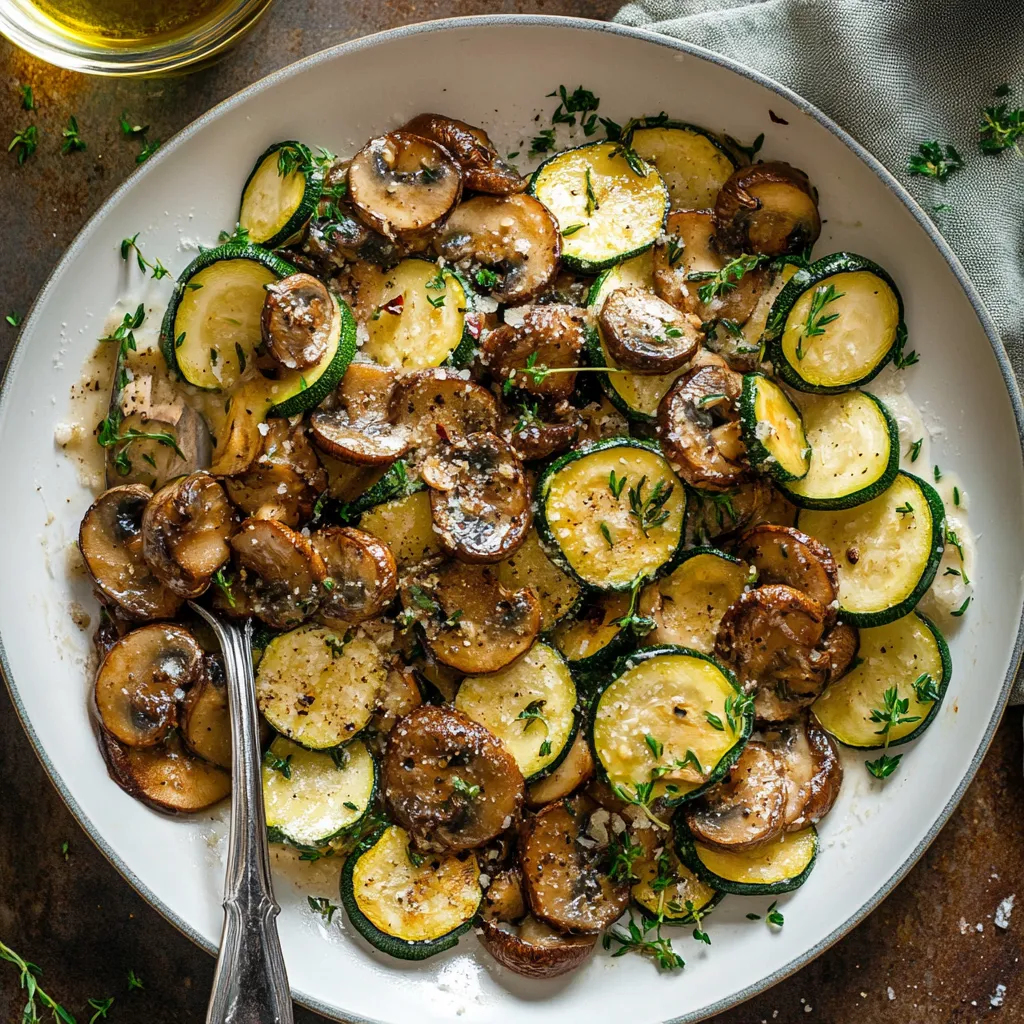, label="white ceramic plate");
[2,16,1022,1024]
